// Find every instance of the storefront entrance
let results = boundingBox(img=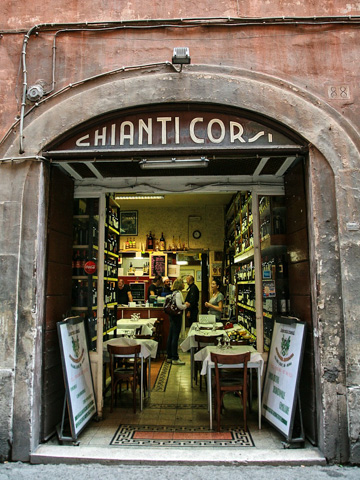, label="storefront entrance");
[40,101,317,453]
